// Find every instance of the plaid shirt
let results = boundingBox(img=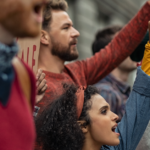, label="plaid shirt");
[94,74,131,120]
